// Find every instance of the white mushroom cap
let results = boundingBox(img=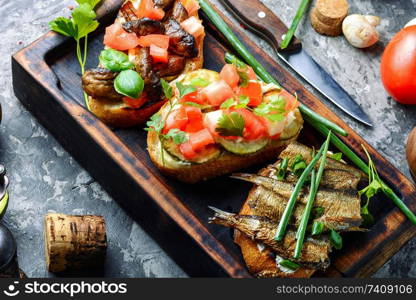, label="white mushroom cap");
[342,14,380,48]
